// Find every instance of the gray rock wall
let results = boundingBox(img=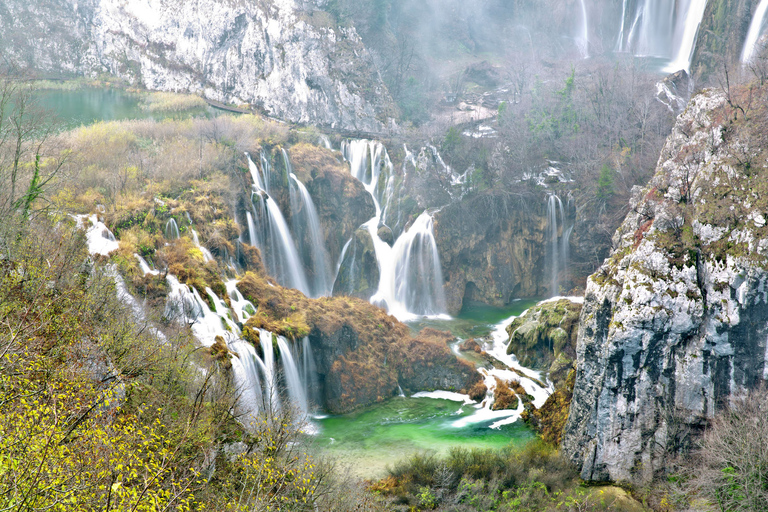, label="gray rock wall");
[562,88,768,483]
